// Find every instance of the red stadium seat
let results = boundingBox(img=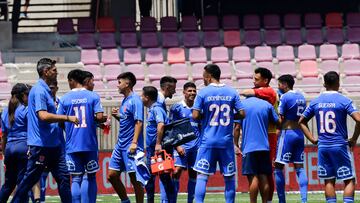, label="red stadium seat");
[167,48,185,64]
[97,17,116,32]
[325,12,343,28]
[299,60,318,77]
